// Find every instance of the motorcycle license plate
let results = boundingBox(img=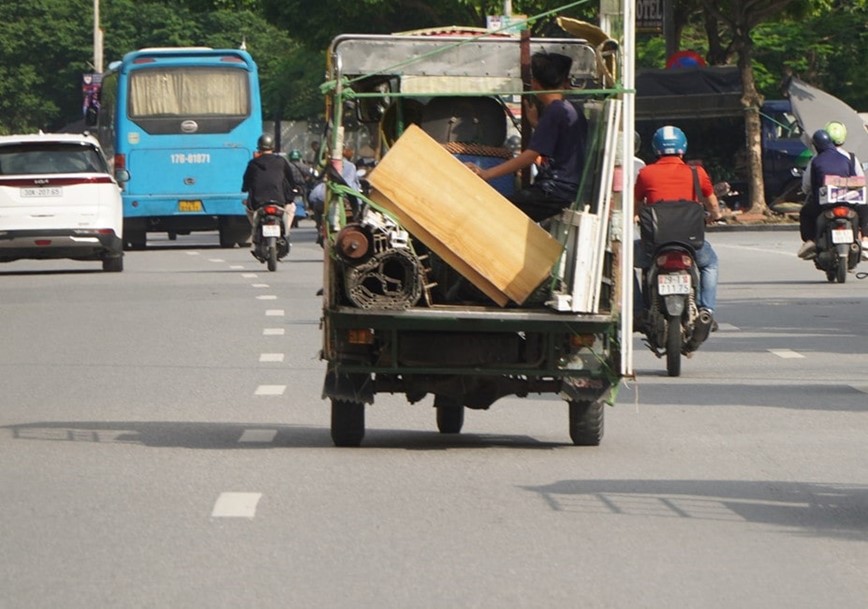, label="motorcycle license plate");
[831,229,853,244]
[261,224,281,237]
[658,274,691,295]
